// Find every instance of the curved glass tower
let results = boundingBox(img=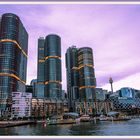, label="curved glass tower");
[0,13,28,114]
[66,46,79,111]
[78,47,96,101]
[44,34,62,99]
[37,37,45,98]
